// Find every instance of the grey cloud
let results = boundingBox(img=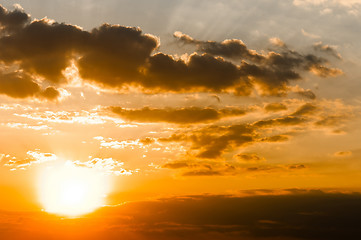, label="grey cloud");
[143,53,250,95]
[174,32,342,96]
[78,24,159,88]
[0,5,30,33]
[174,31,264,62]
[0,19,88,83]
